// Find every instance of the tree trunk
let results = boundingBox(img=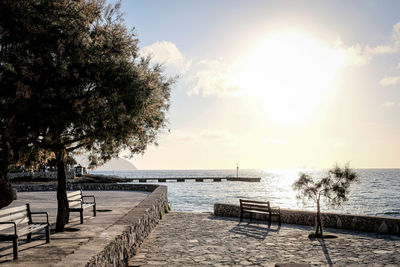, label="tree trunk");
[55,150,69,232]
[0,173,15,208]
[316,196,323,236]
[0,136,16,208]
